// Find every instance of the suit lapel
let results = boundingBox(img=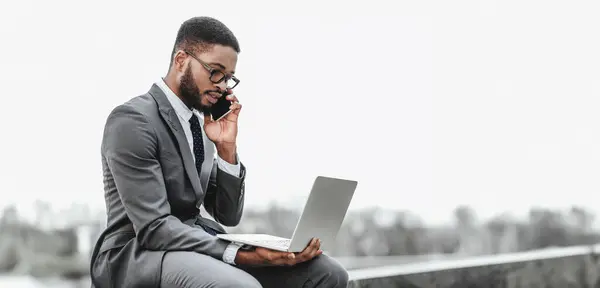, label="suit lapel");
[148,84,204,201]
